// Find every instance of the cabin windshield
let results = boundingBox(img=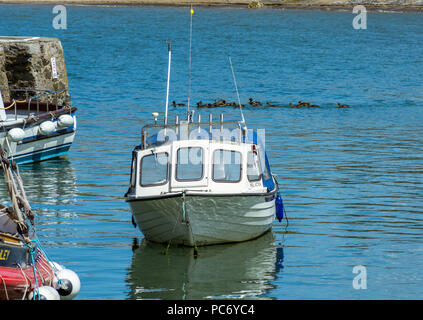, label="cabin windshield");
[258,149,271,181]
[140,152,169,186]
[176,147,203,181]
[212,149,242,182]
[130,153,137,187]
[247,151,261,181]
